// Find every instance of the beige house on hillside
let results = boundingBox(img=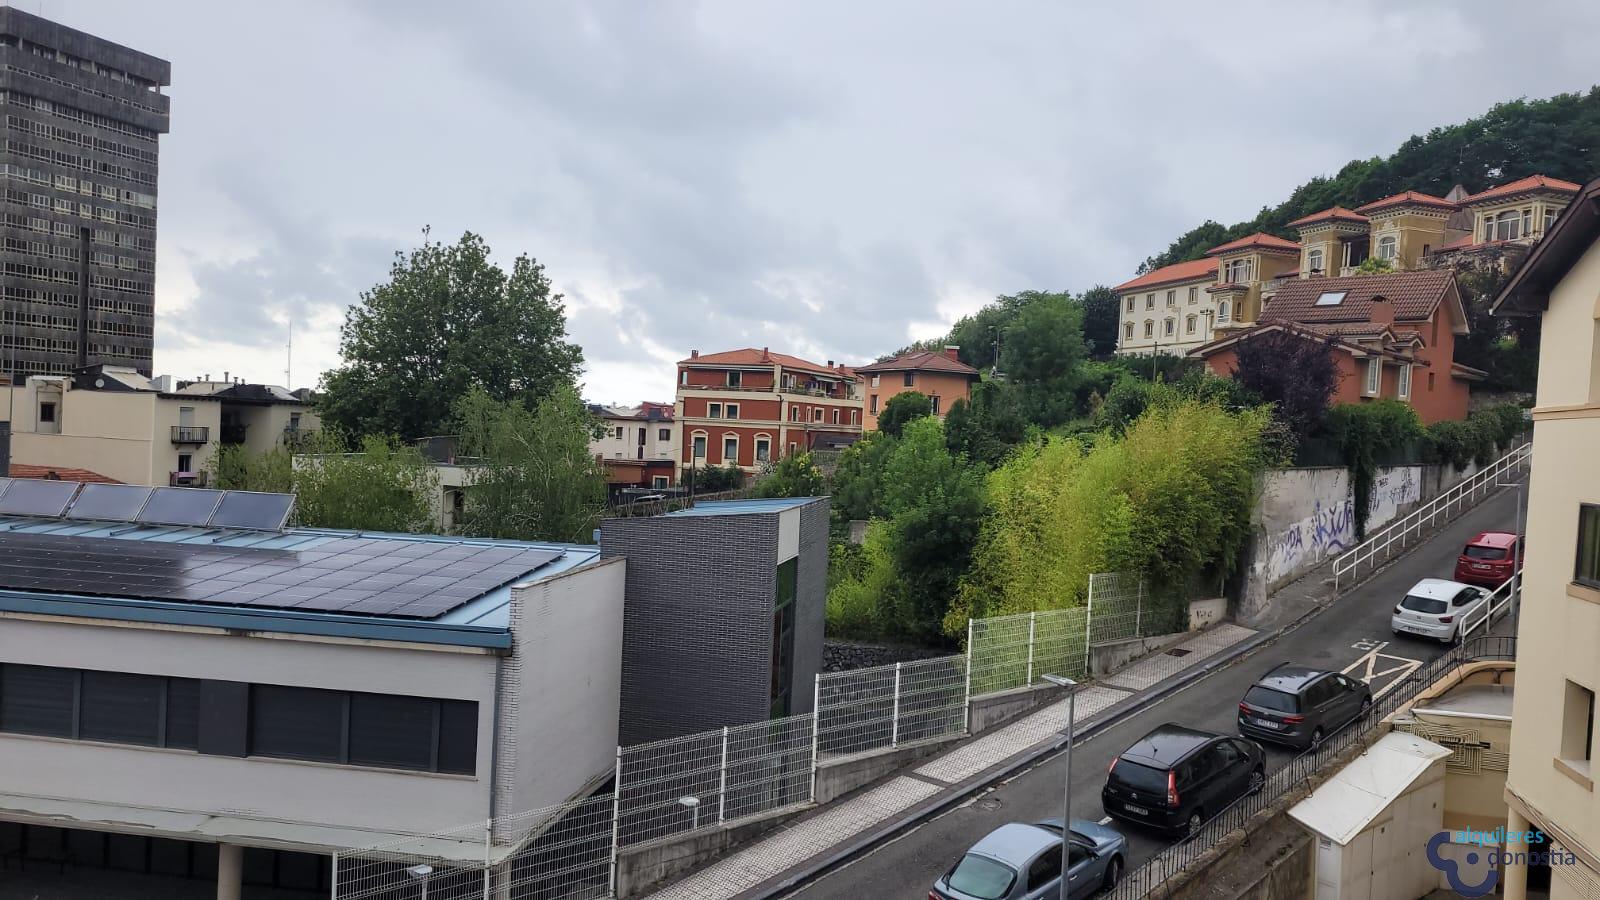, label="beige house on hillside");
[1492,174,1600,900]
